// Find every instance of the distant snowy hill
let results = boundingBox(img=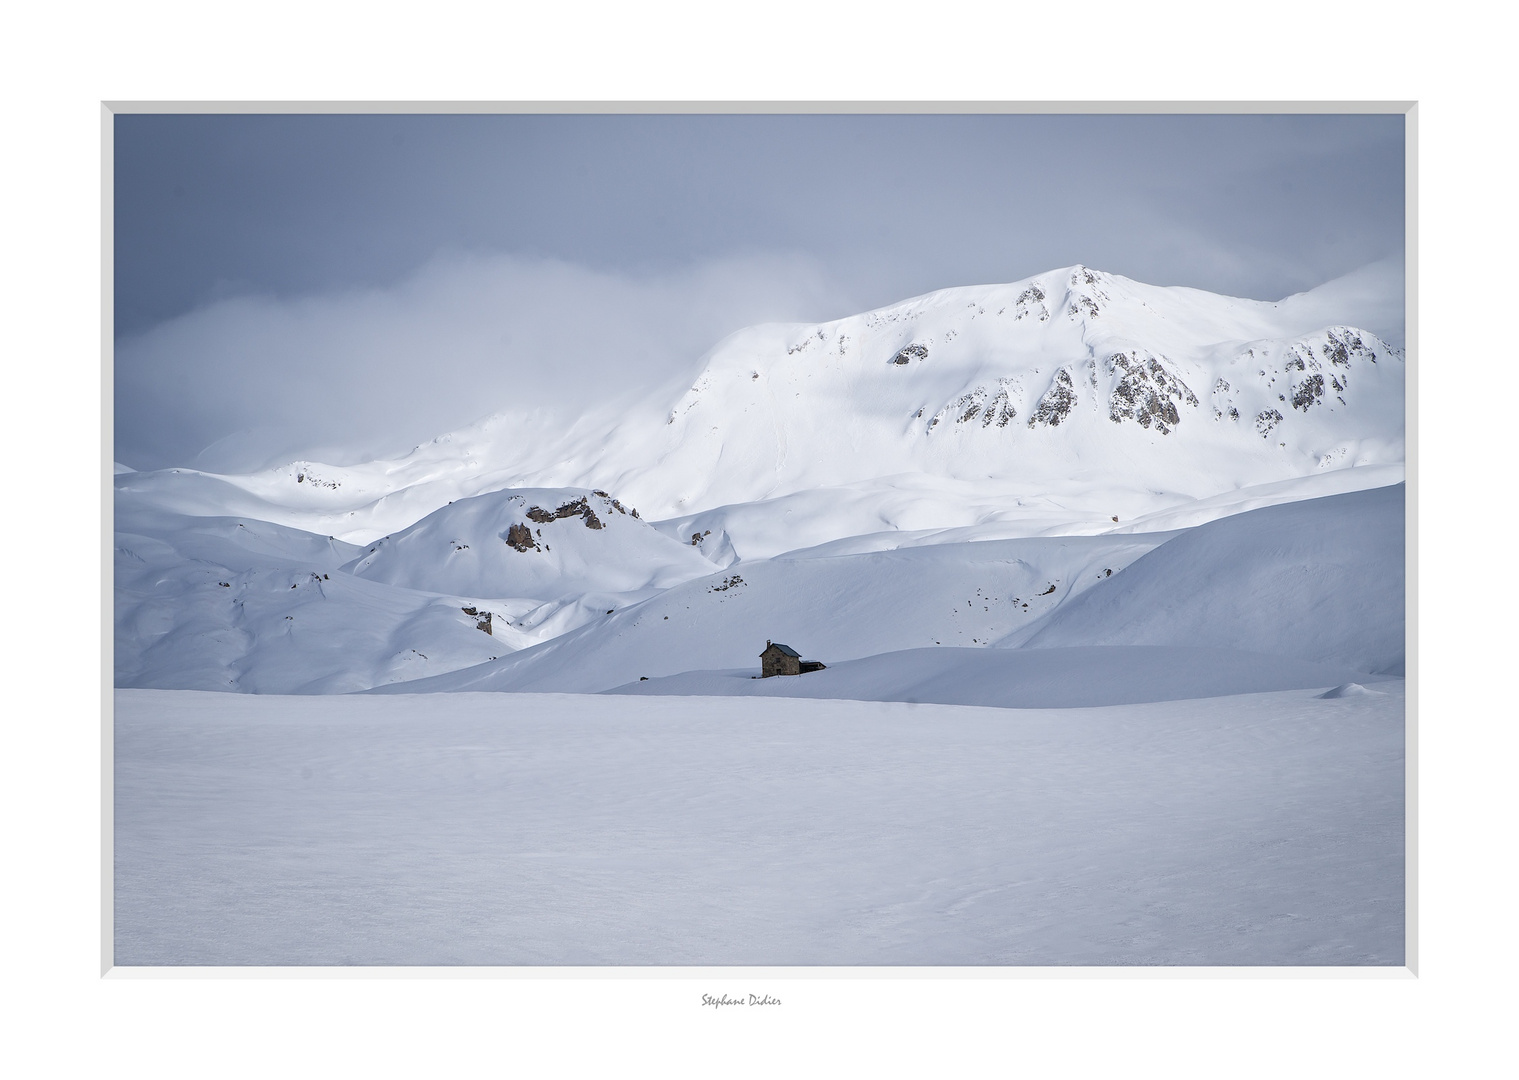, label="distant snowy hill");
[345,487,716,600]
[366,531,1173,695]
[372,483,1403,699]
[116,485,731,692]
[115,503,514,693]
